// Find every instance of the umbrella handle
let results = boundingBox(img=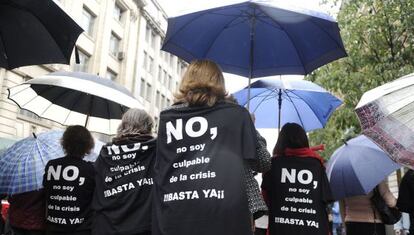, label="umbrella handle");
[32,133,37,139]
